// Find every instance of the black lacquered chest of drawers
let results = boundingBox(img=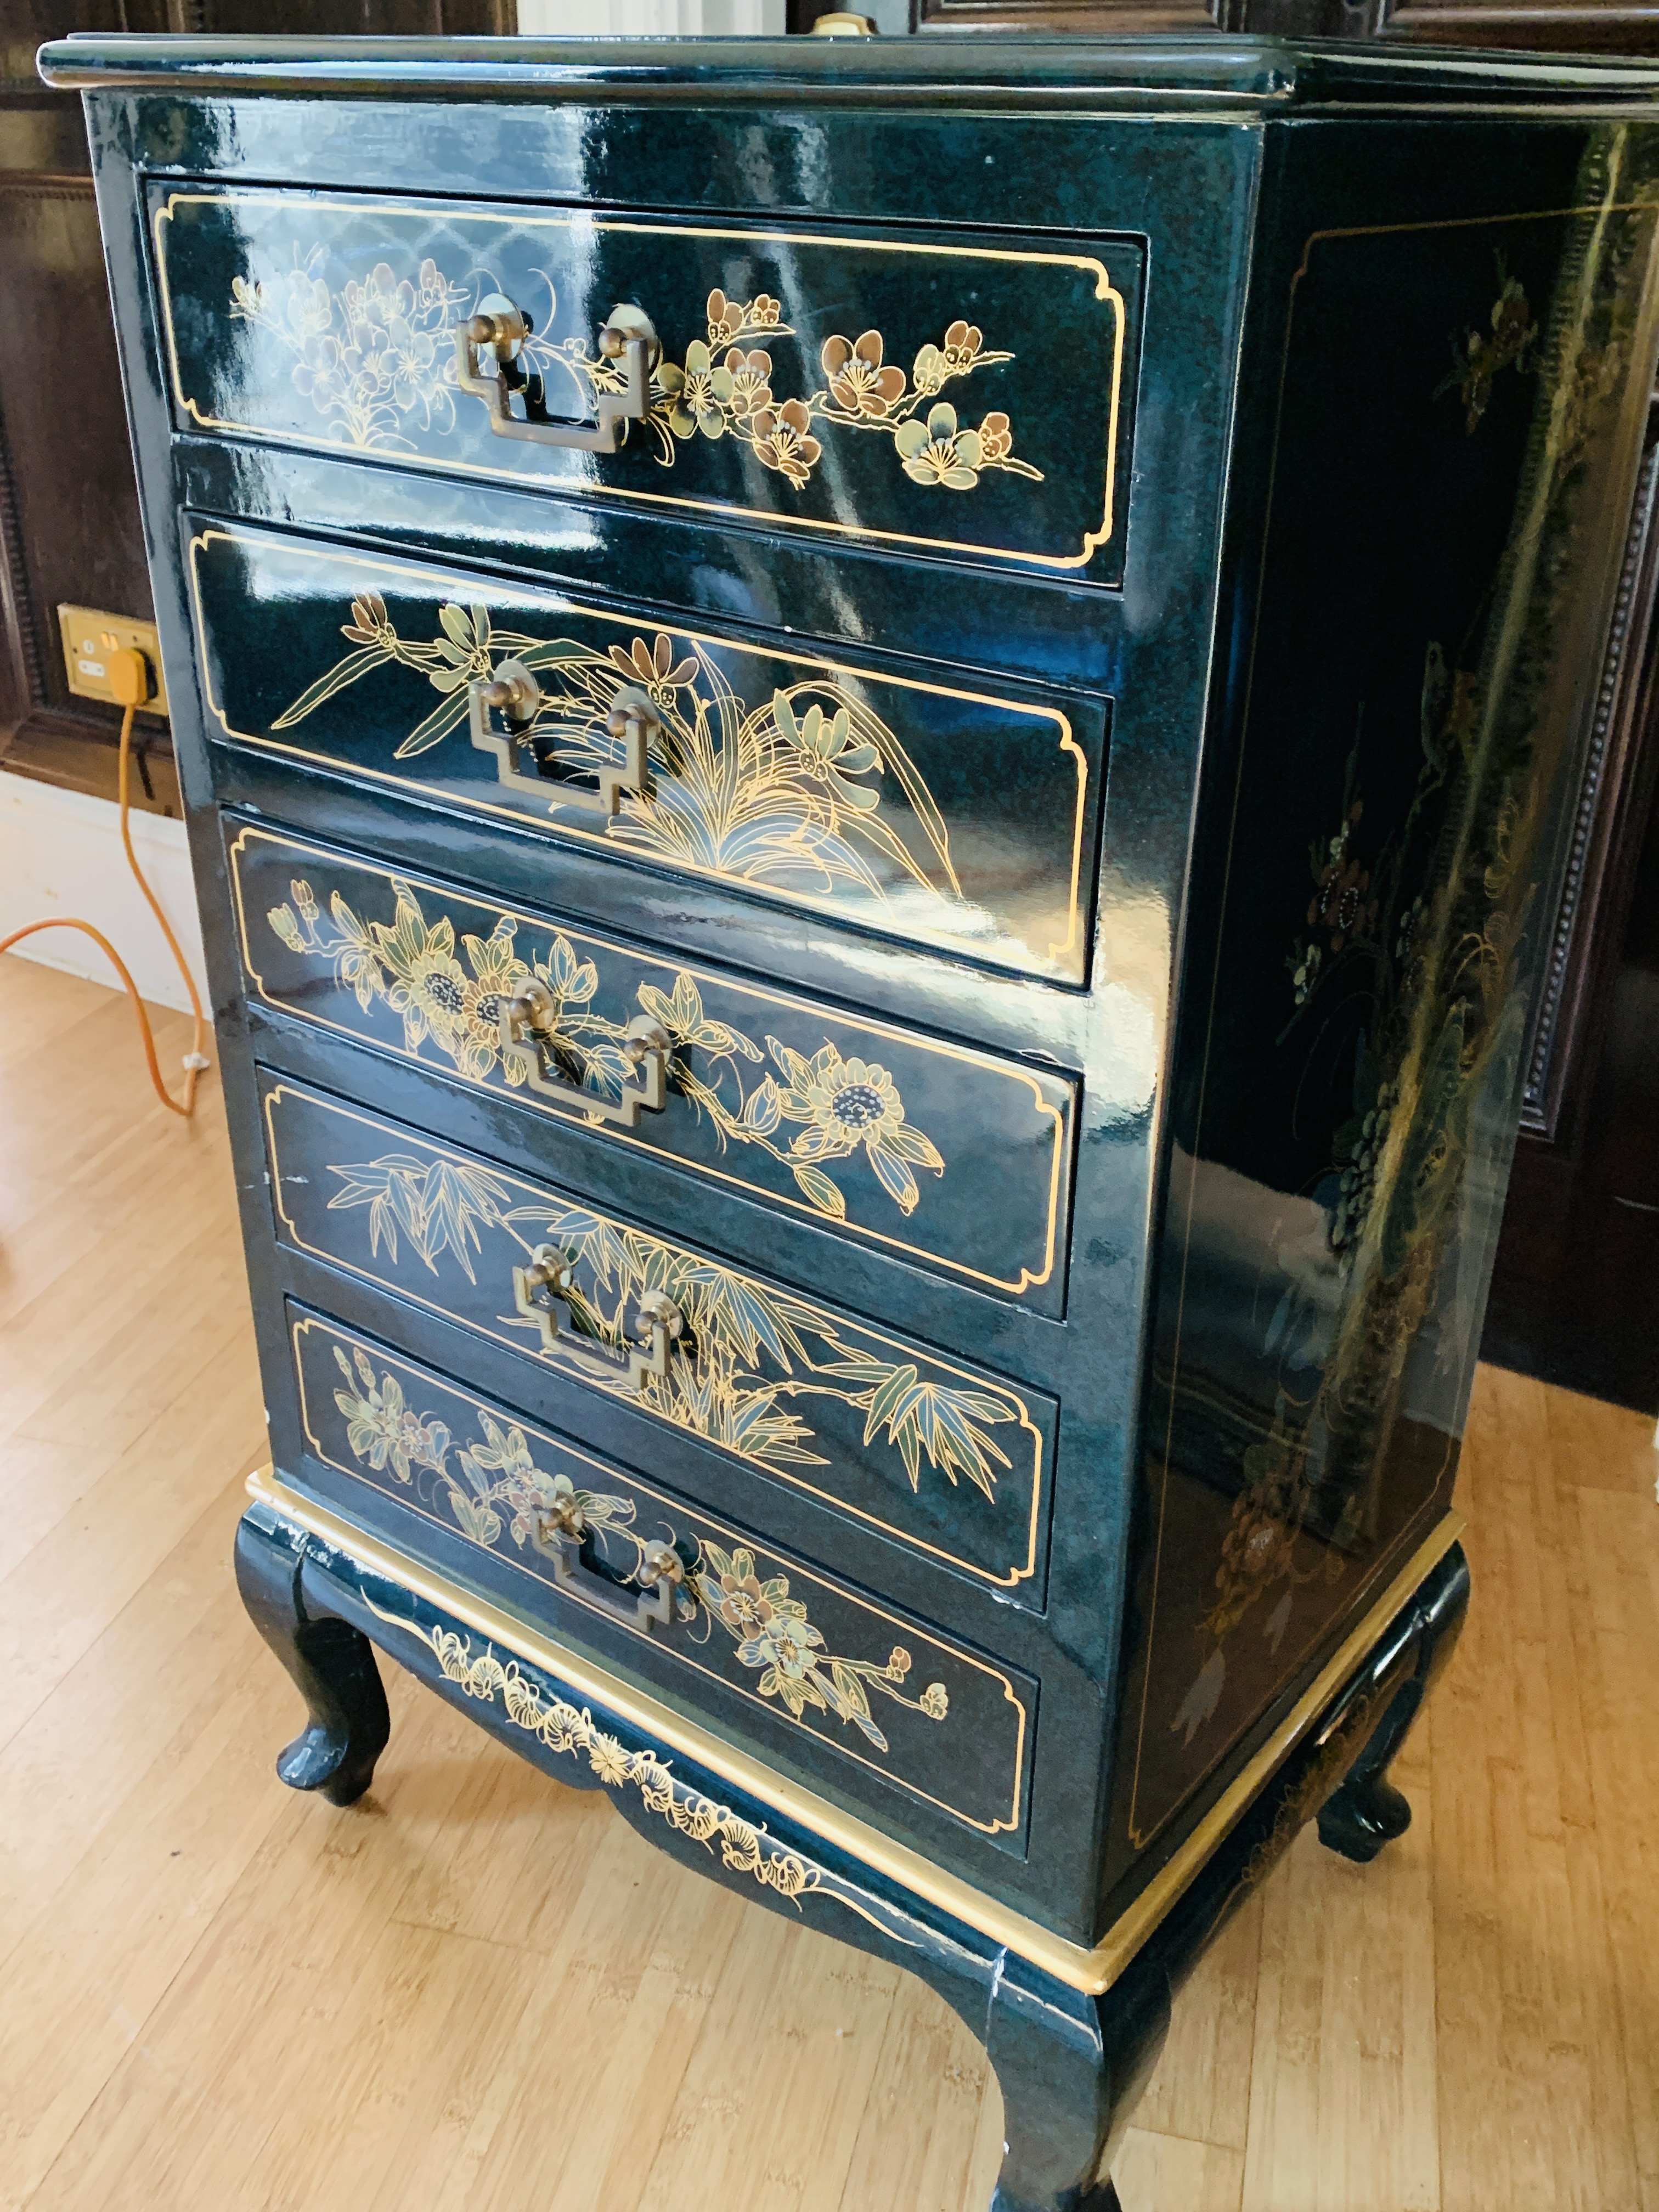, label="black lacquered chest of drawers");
[44,28,1659,2207]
